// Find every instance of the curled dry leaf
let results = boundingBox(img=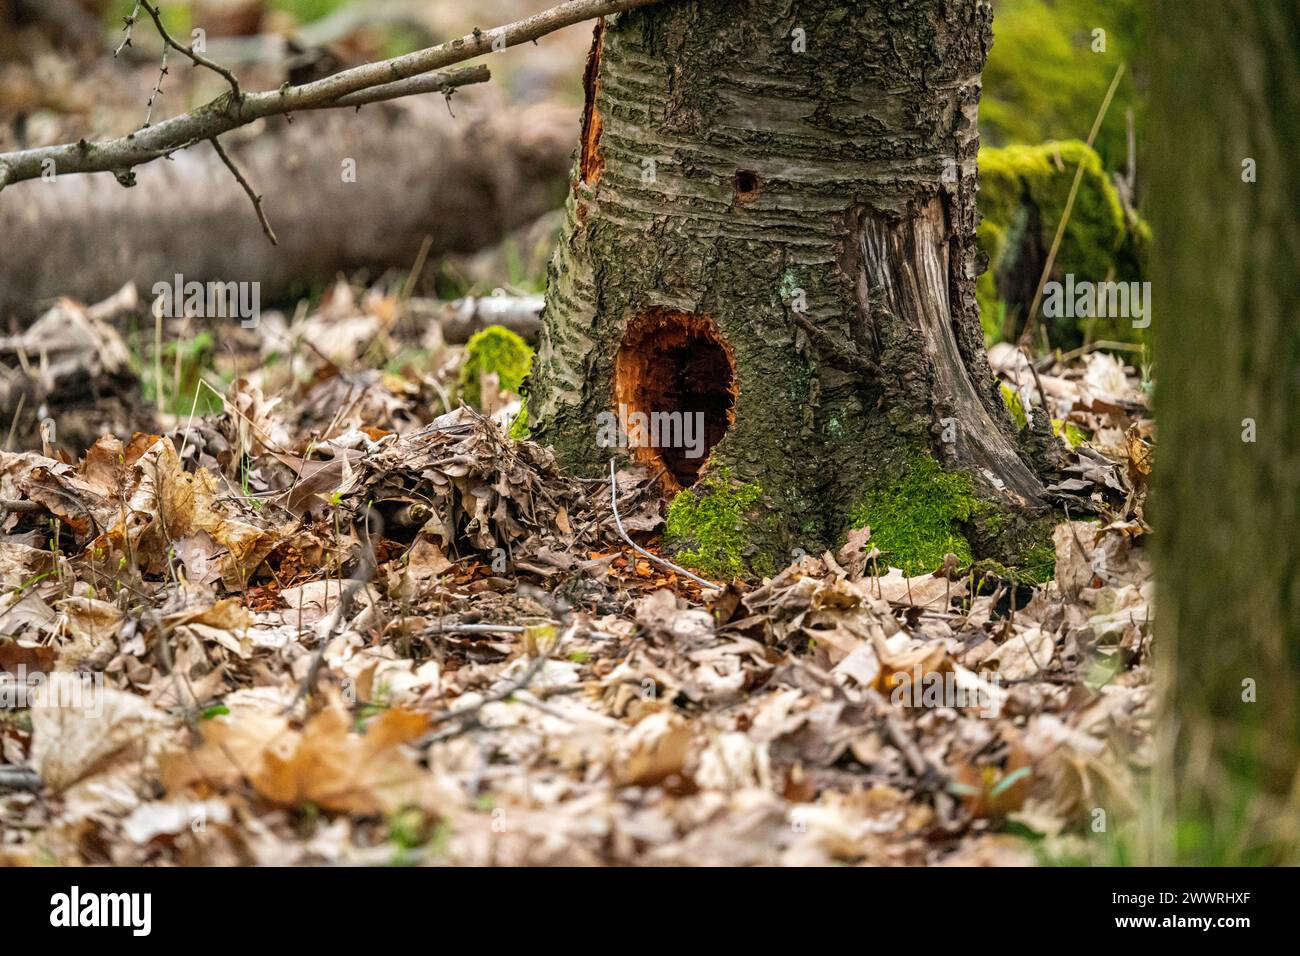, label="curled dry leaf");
[164,704,437,815]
